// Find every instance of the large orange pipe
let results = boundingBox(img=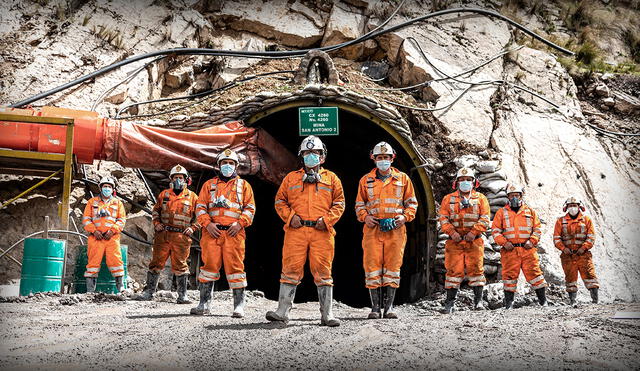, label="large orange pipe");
[0,106,297,184]
[0,106,106,164]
